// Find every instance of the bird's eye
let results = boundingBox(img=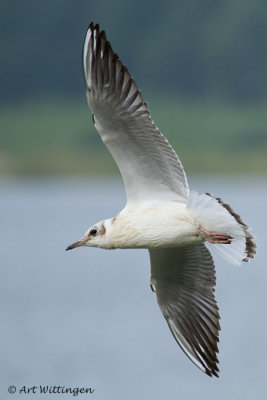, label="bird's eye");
[90,228,98,236]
